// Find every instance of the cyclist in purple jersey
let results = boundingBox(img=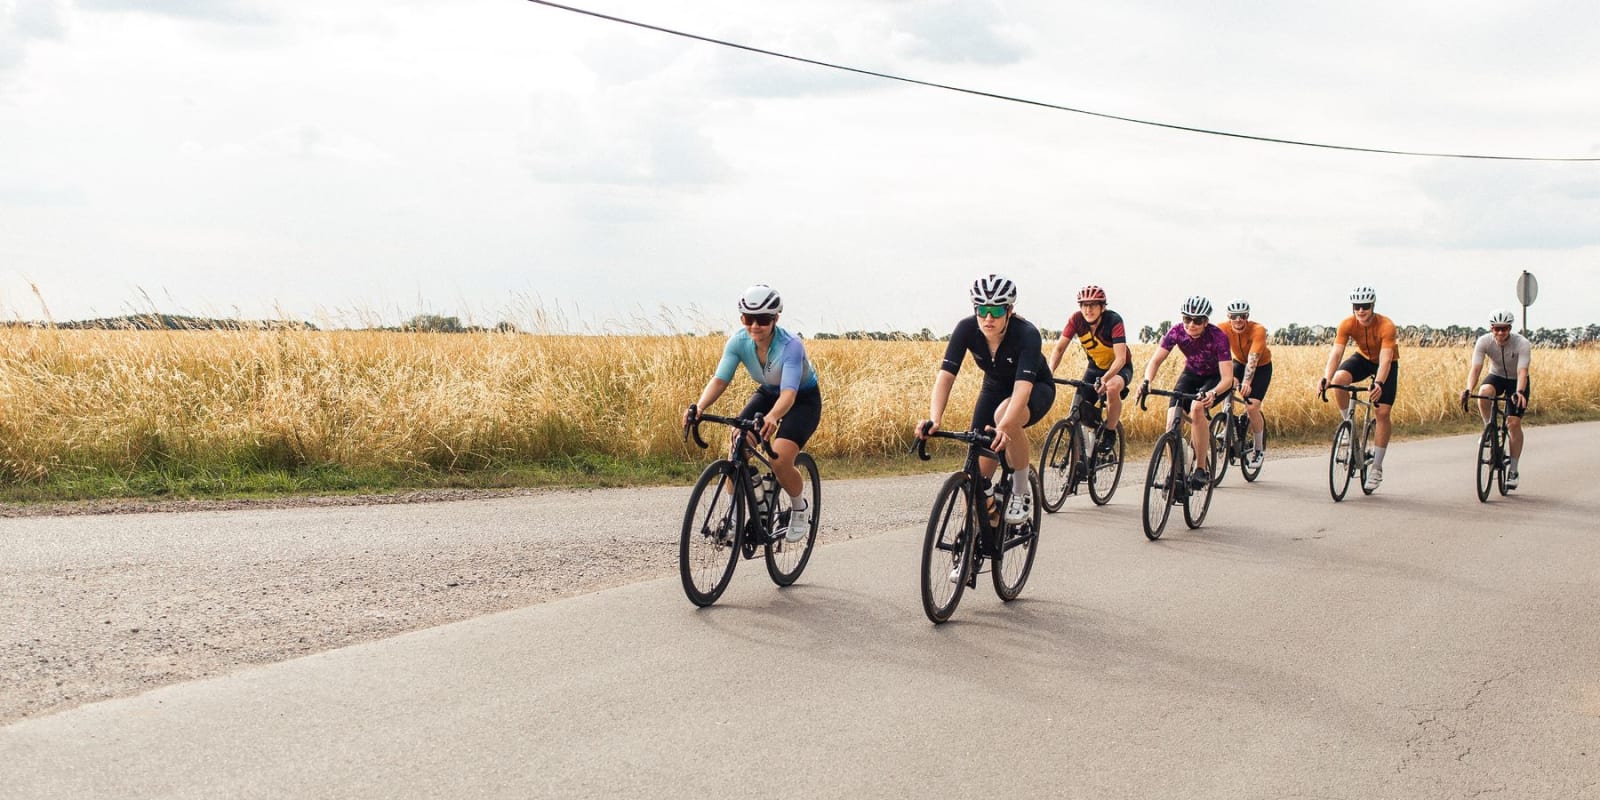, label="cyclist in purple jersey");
[685,285,820,541]
[1139,296,1235,489]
